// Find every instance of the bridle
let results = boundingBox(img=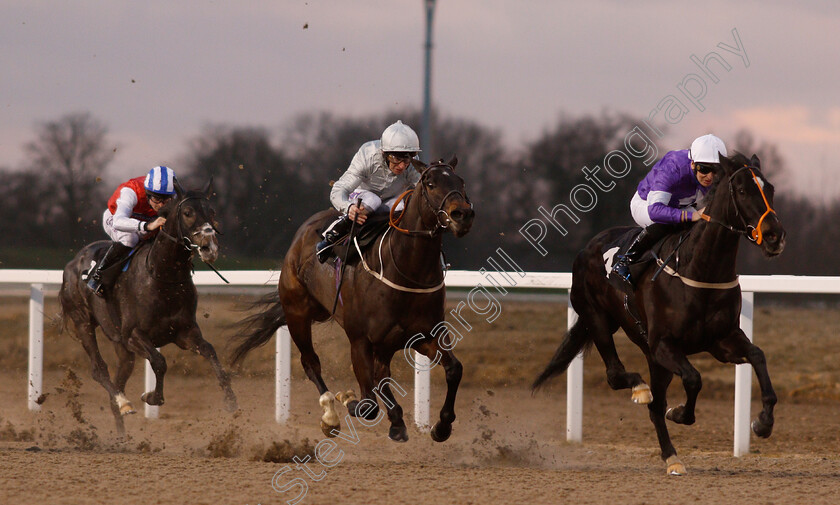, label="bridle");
[151,195,229,283]
[389,164,472,237]
[700,166,776,245]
